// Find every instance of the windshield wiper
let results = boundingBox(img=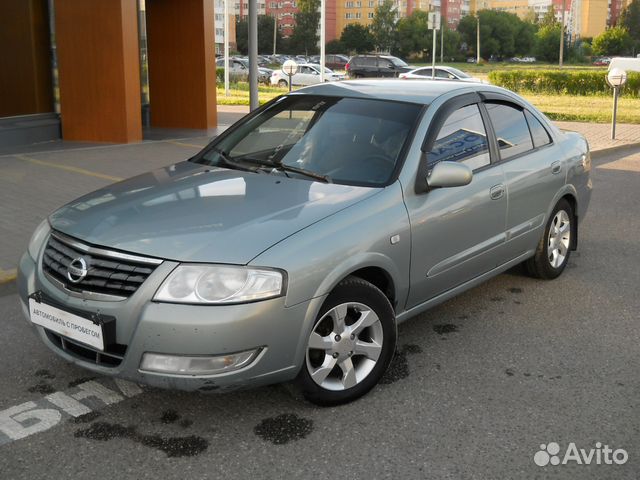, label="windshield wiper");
[238,157,332,183]
[207,146,257,173]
